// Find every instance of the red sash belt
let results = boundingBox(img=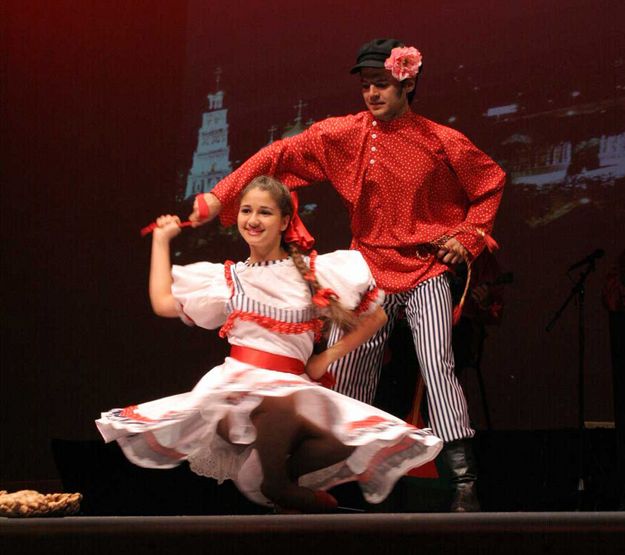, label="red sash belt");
[229,345,305,374]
